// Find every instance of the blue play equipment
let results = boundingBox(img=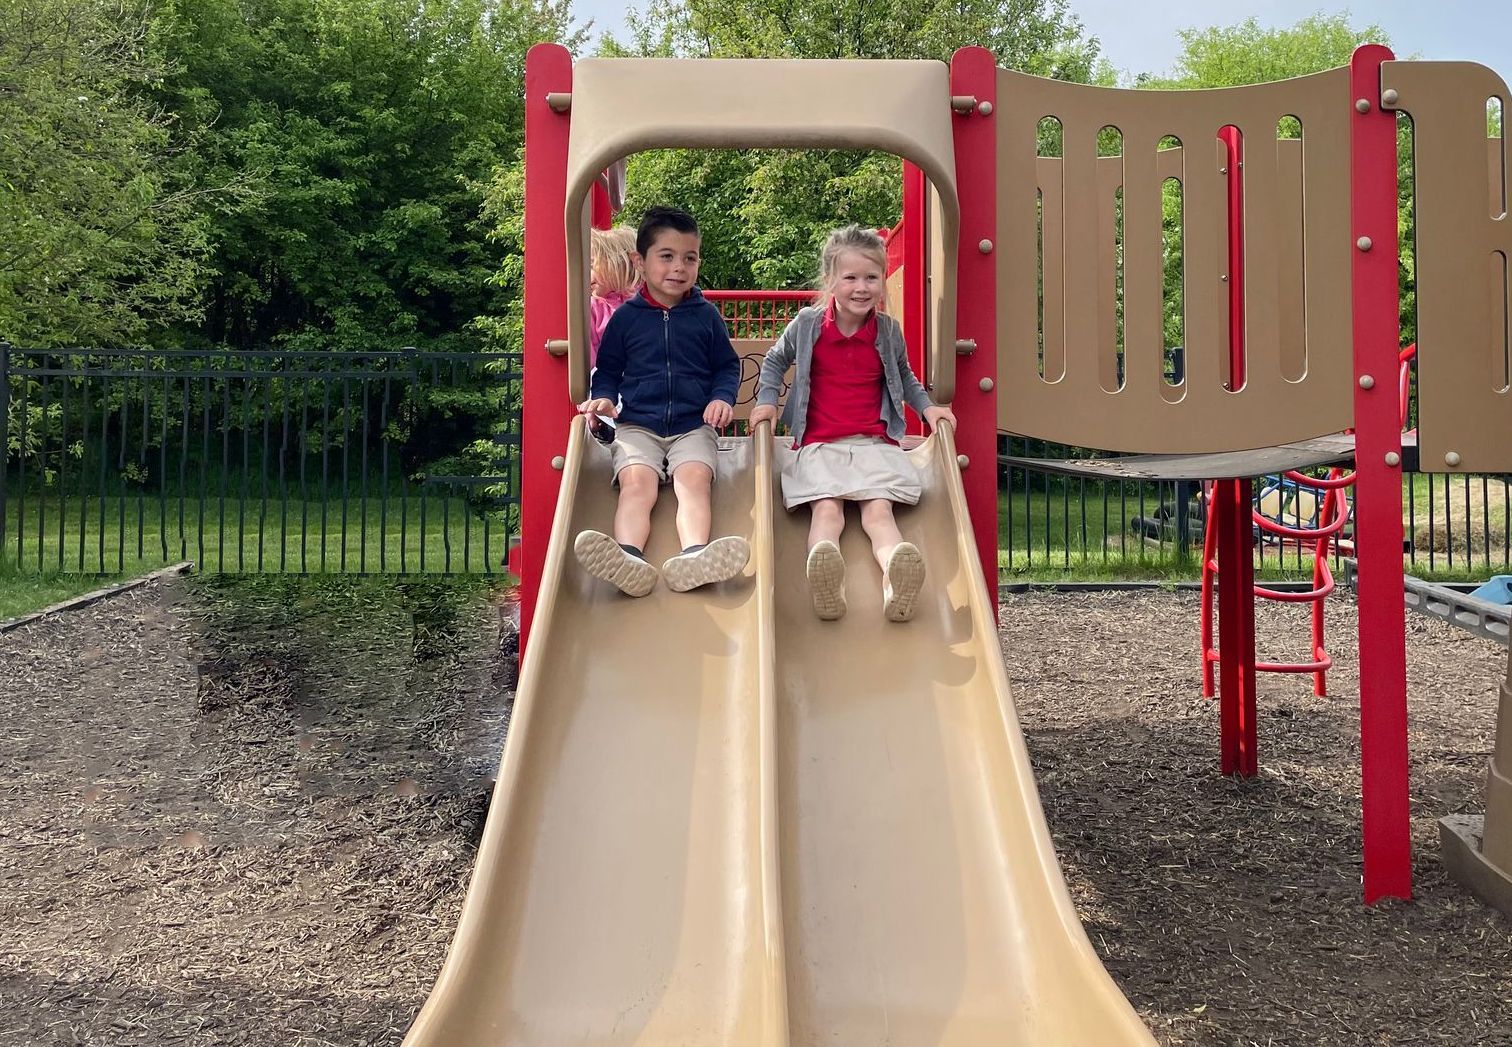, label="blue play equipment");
[1471,576,1512,606]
